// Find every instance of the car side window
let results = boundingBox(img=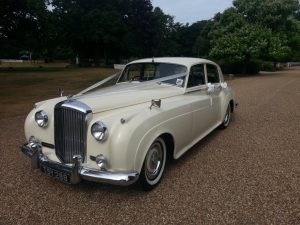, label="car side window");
[124,64,142,81]
[187,64,205,88]
[143,64,156,81]
[206,64,220,83]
